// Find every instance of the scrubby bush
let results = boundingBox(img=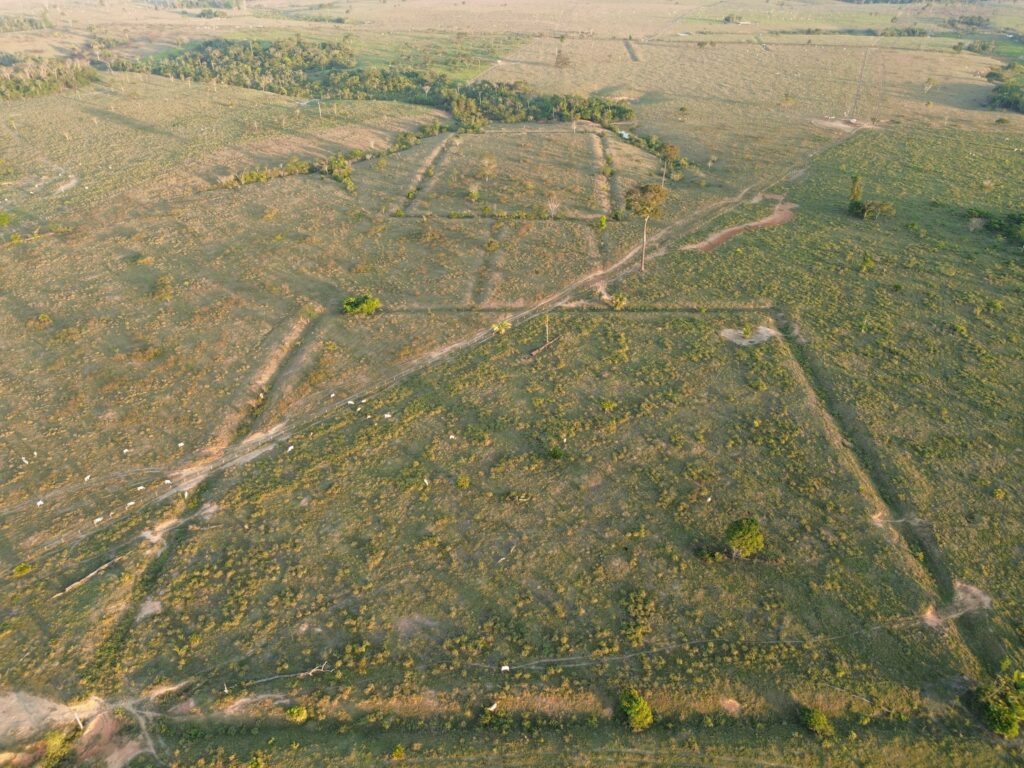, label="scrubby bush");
[624,589,656,646]
[342,294,382,315]
[800,706,835,739]
[848,175,894,220]
[976,669,1024,738]
[620,688,653,732]
[39,730,74,768]
[988,63,1024,113]
[285,705,309,724]
[151,275,174,302]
